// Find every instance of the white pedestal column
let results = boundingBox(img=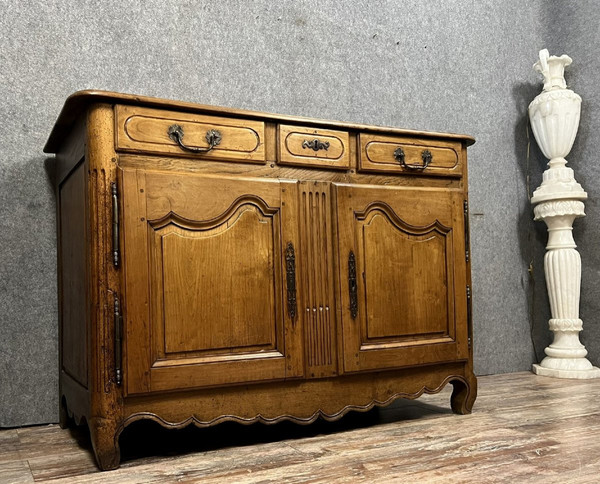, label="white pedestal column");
[529,49,600,379]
